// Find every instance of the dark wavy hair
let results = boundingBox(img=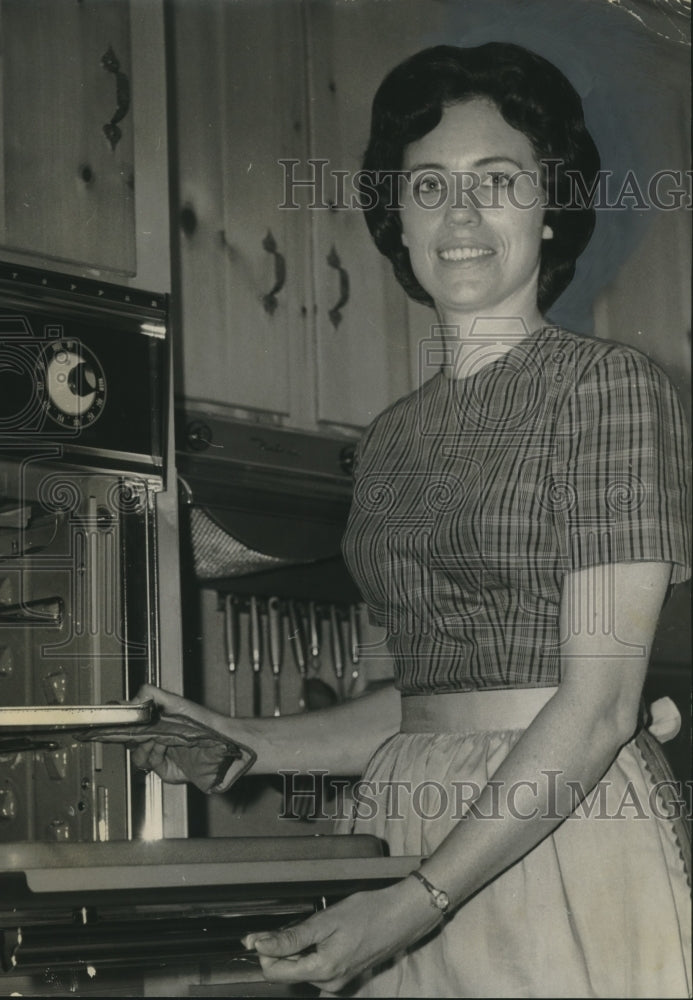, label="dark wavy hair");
[361,43,601,313]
